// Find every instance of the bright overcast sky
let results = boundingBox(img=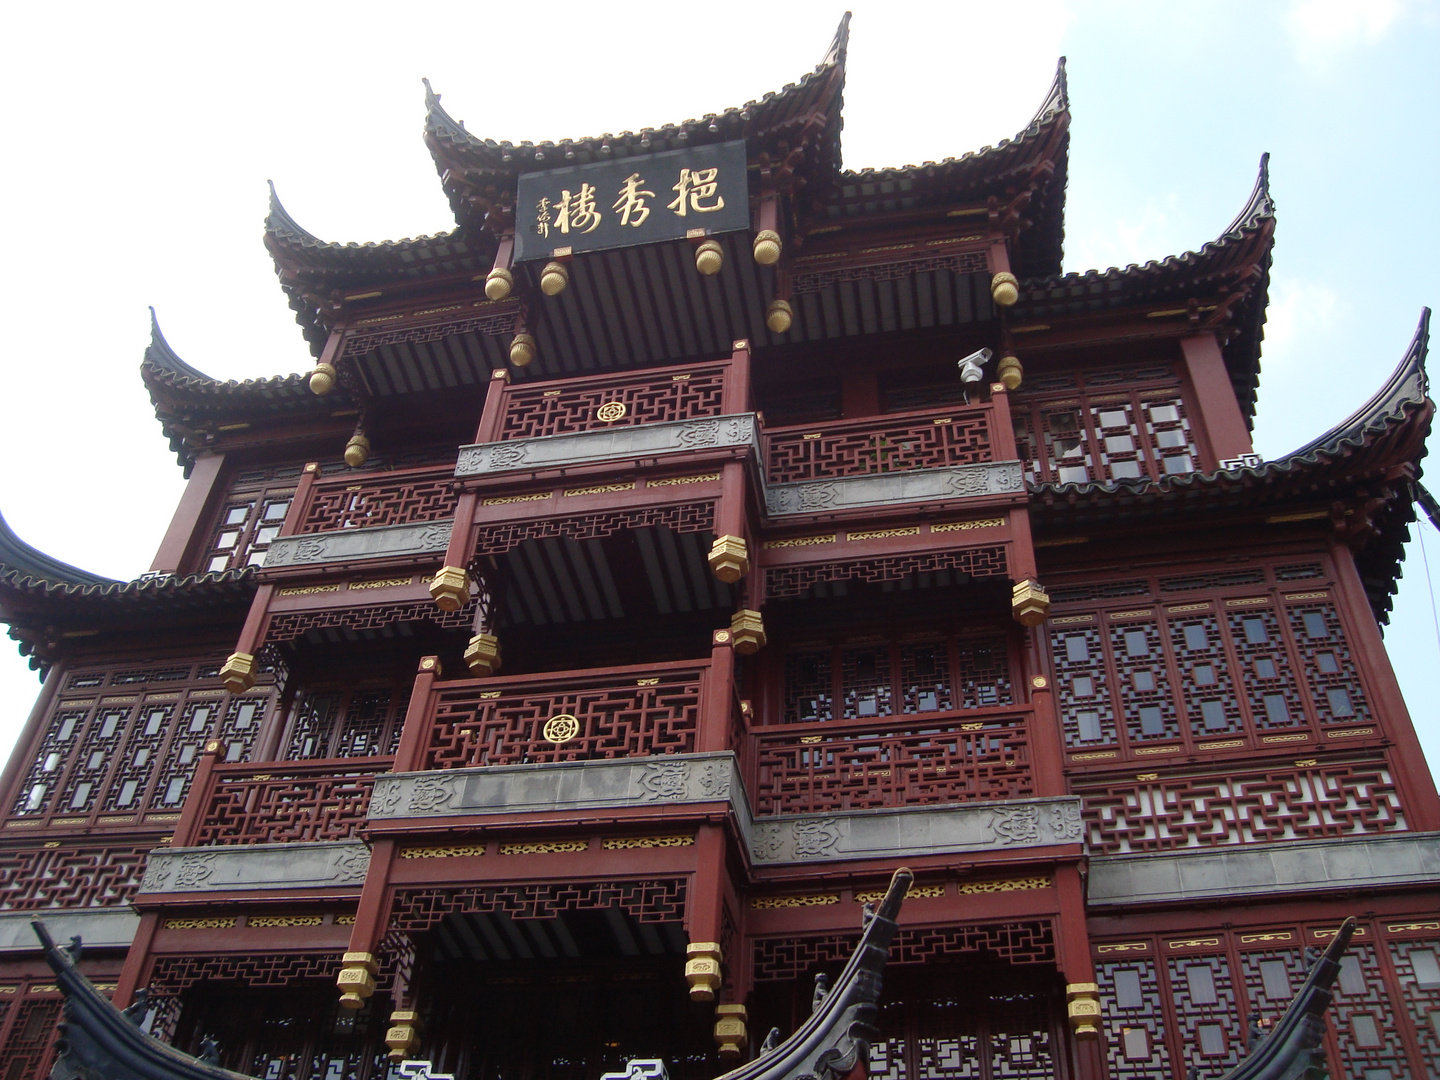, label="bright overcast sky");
[1,1,1437,780]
